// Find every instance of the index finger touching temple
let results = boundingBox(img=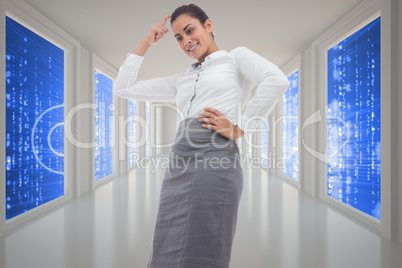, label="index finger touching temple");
[161,14,172,25]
